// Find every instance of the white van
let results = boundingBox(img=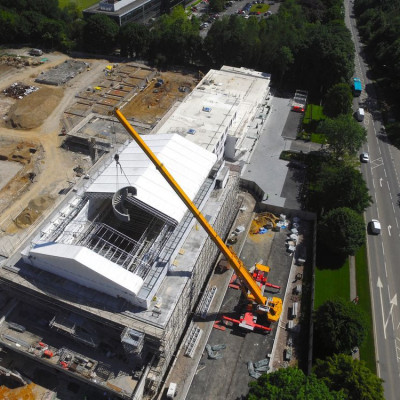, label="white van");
[356,107,364,122]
